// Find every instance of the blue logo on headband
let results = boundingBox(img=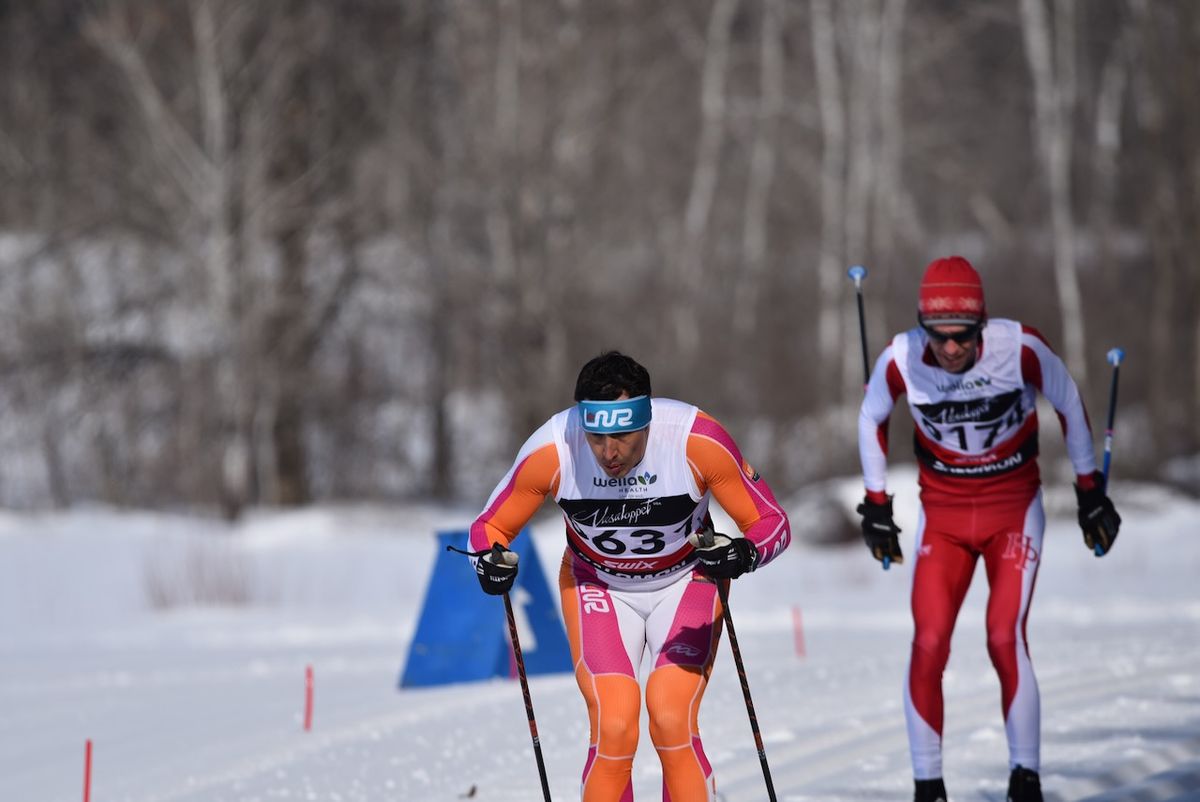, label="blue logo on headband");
[578,395,652,434]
